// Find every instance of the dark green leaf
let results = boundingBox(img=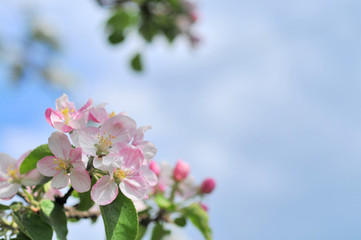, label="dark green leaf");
[130,53,143,72]
[100,191,138,240]
[150,223,170,240]
[174,216,187,227]
[13,210,53,240]
[40,200,68,240]
[13,231,31,240]
[182,204,212,240]
[19,144,53,174]
[108,30,125,44]
[0,204,9,211]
